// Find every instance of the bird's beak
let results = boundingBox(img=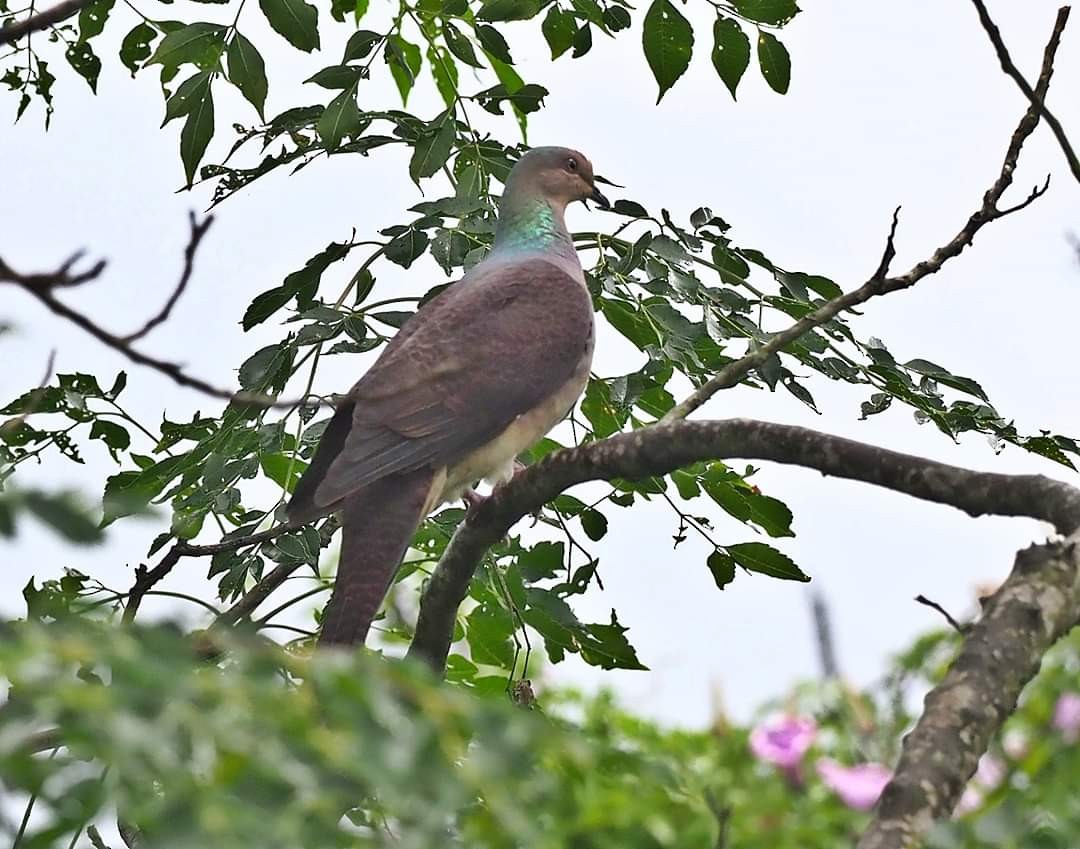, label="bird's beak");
[588,185,611,210]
